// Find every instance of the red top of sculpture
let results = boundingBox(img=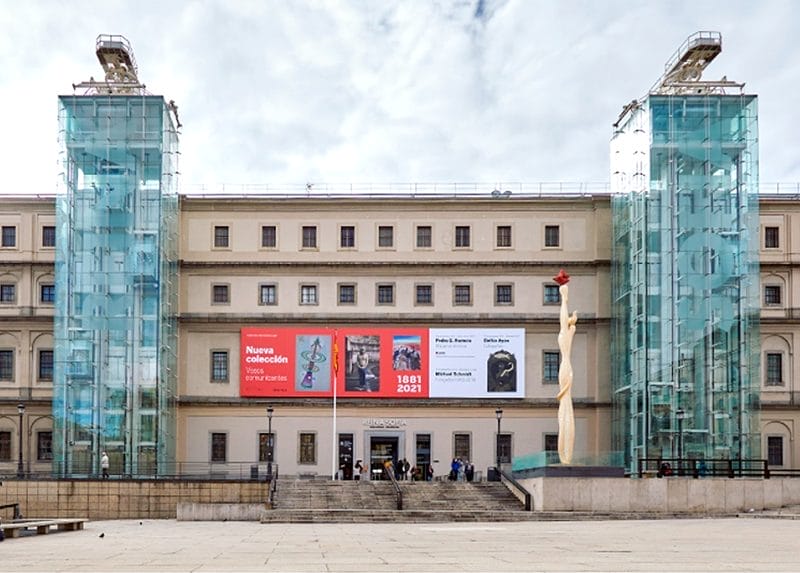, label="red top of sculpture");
[553,269,570,286]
